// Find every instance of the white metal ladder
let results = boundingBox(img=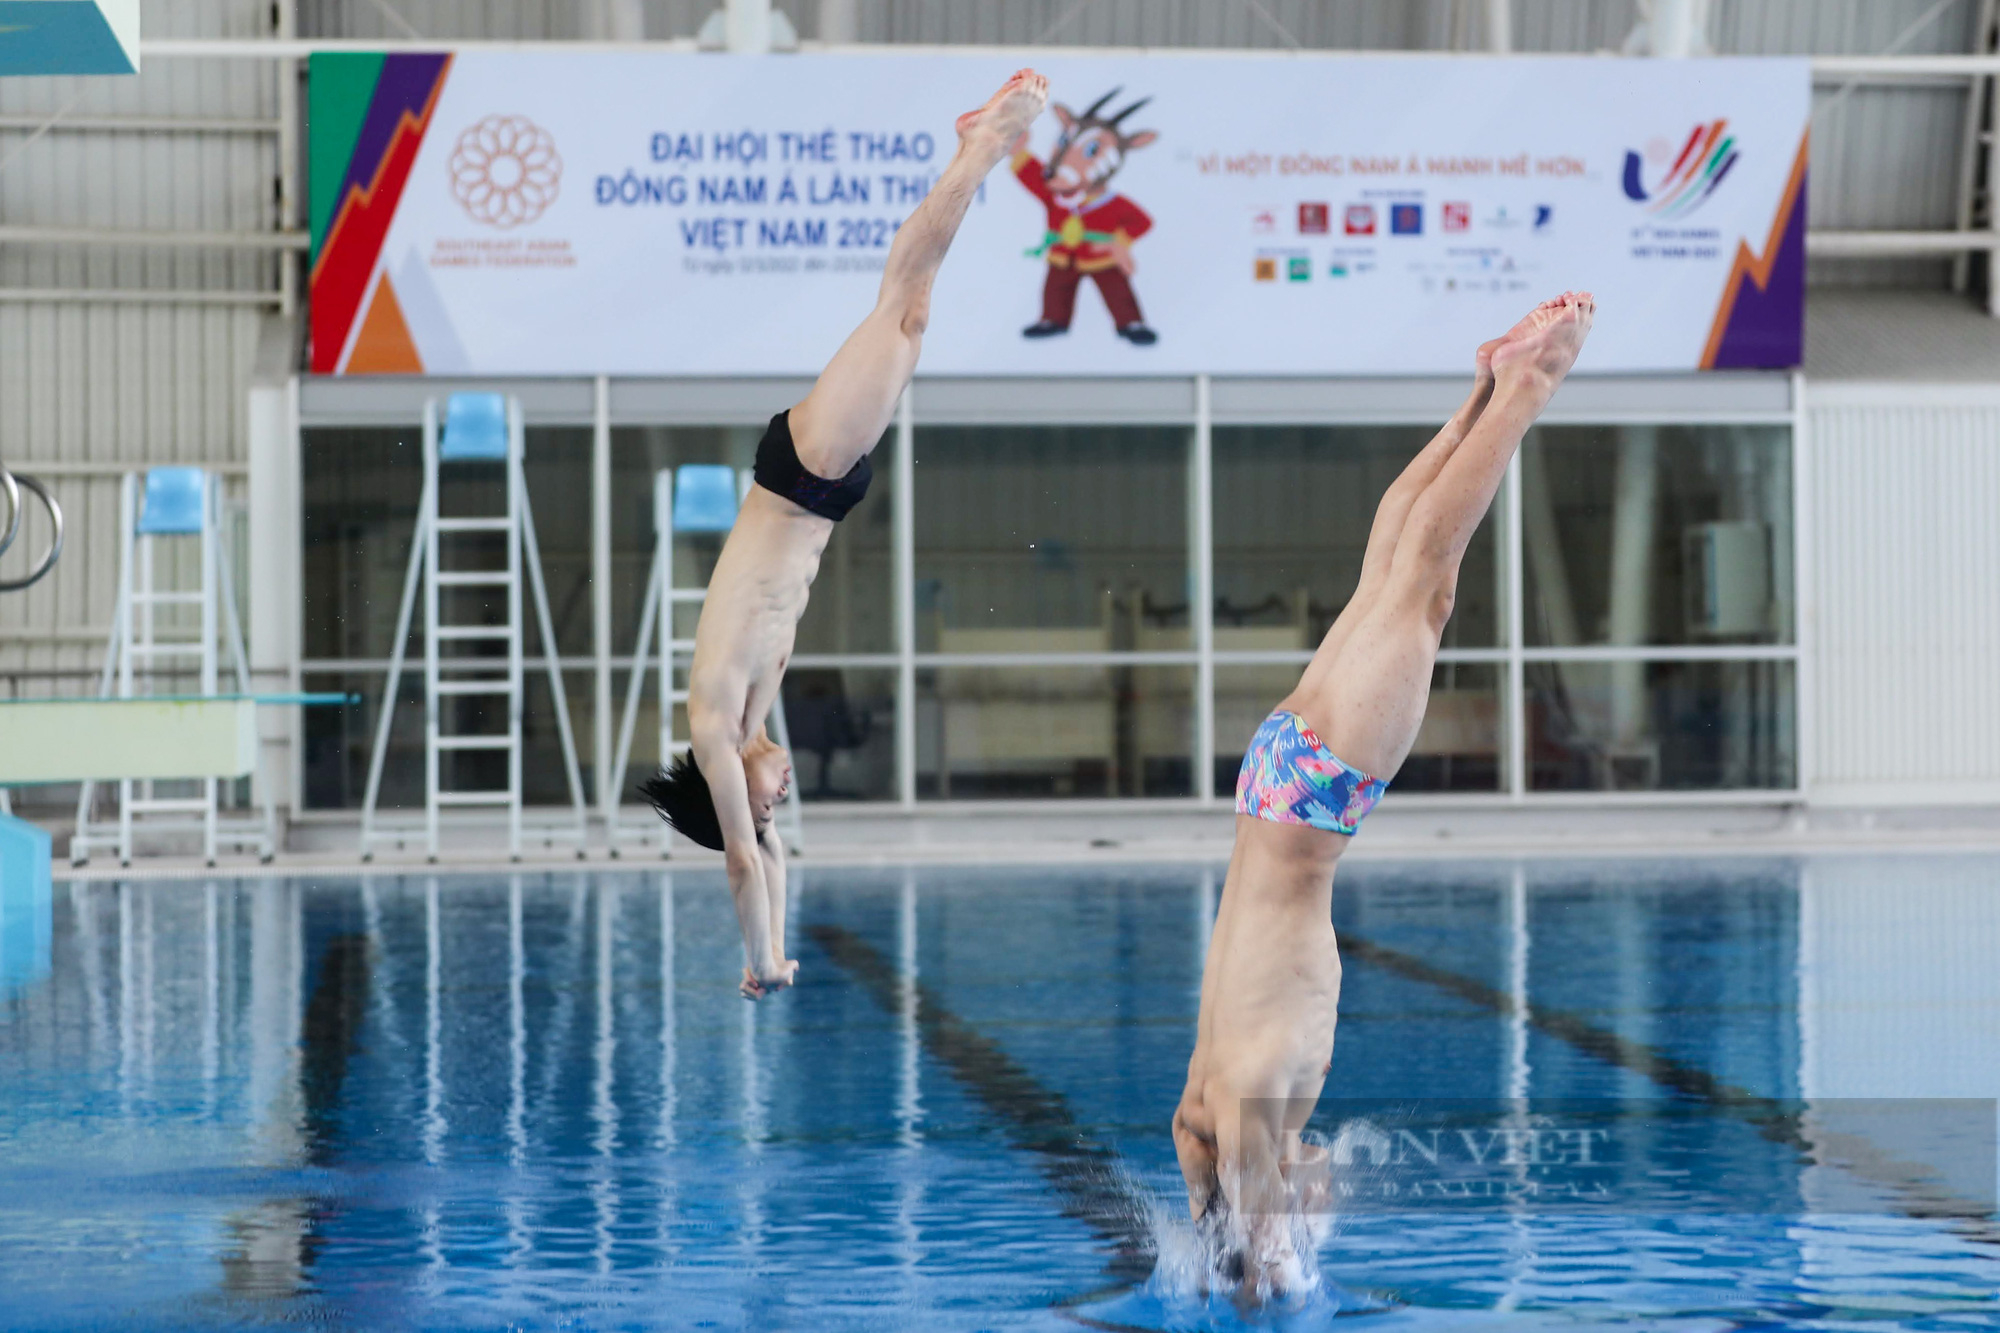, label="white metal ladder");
[606,466,803,857]
[72,468,274,867]
[358,394,589,862]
